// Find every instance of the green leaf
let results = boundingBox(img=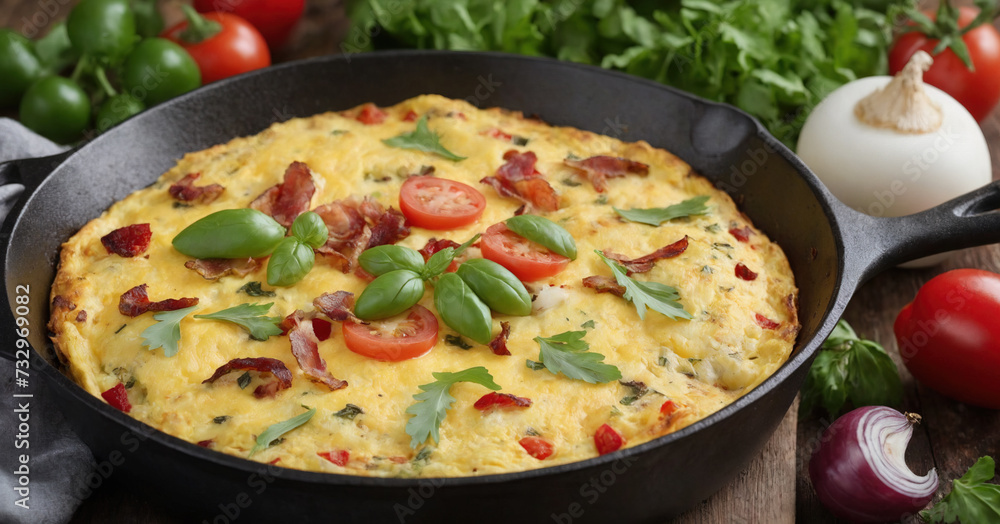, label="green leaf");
[359,245,425,277]
[266,238,315,287]
[582,319,596,329]
[290,211,329,249]
[799,319,903,419]
[445,334,473,350]
[594,251,691,321]
[455,258,532,316]
[249,407,316,457]
[505,214,577,260]
[237,371,251,389]
[614,196,710,226]
[922,456,1000,523]
[531,330,621,384]
[434,273,493,344]
[140,305,198,358]
[354,269,425,320]
[405,367,501,448]
[194,303,283,341]
[237,281,276,297]
[382,115,466,161]
[333,404,364,420]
